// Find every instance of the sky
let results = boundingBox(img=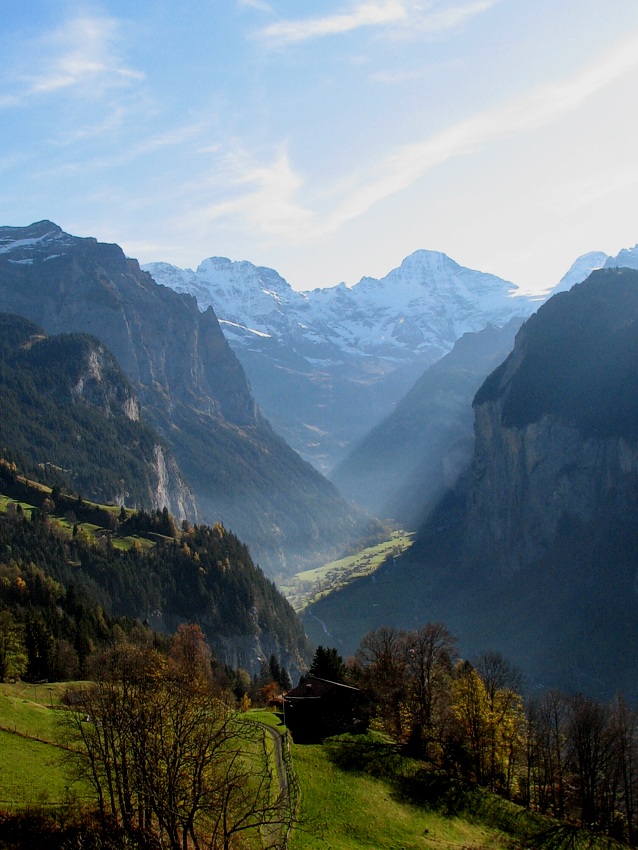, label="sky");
[2,1,638,295]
